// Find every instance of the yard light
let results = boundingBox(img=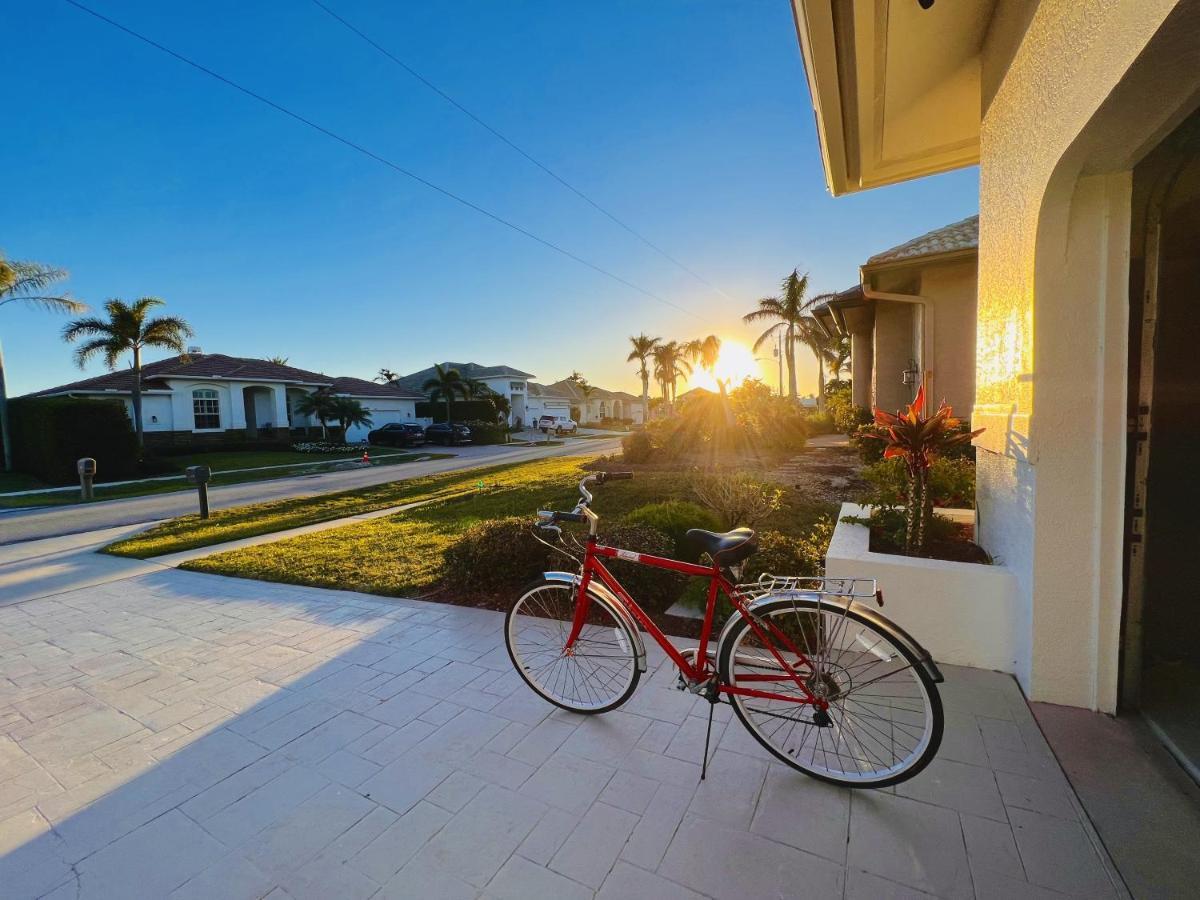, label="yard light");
[185,465,211,519]
[77,457,96,501]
